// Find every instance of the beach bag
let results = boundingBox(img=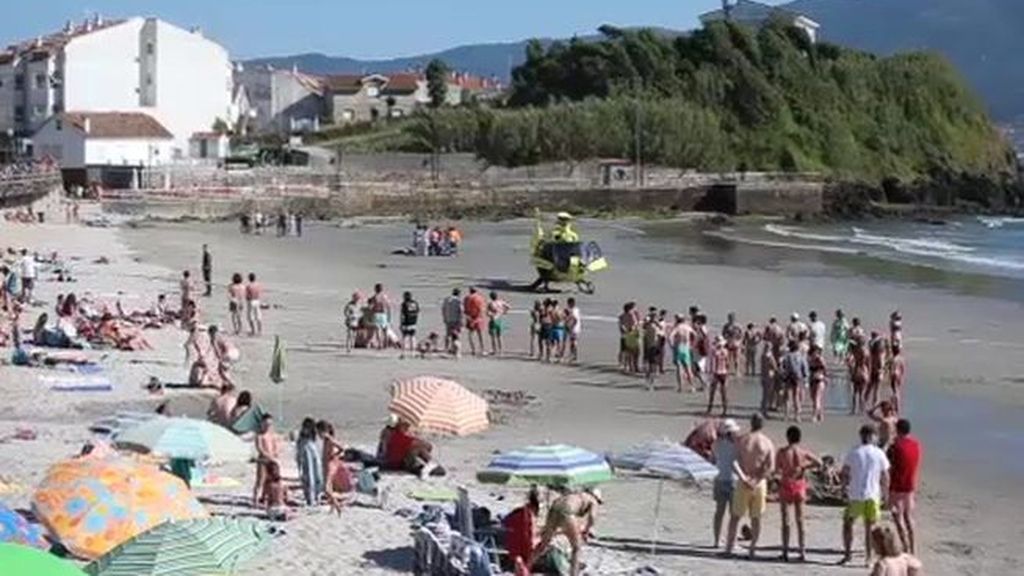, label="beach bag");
[356,468,379,496]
